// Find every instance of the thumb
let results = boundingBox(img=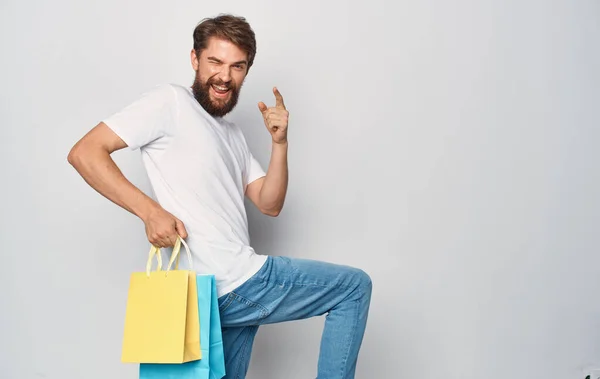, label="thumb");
[175,219,188,239]
[258,102,268,114]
